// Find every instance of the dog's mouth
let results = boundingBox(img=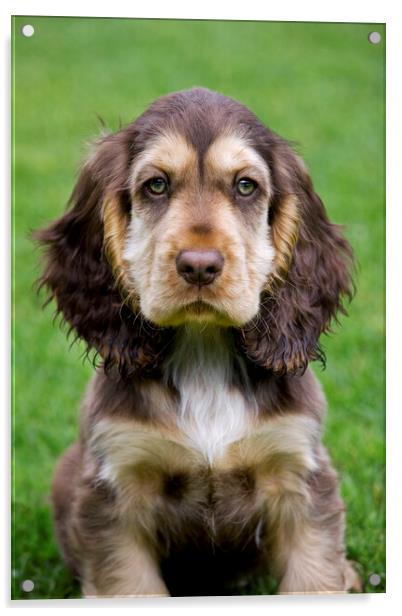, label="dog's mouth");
[180,299,230,324]
[154,299,239,327]
[184,300,216,315]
